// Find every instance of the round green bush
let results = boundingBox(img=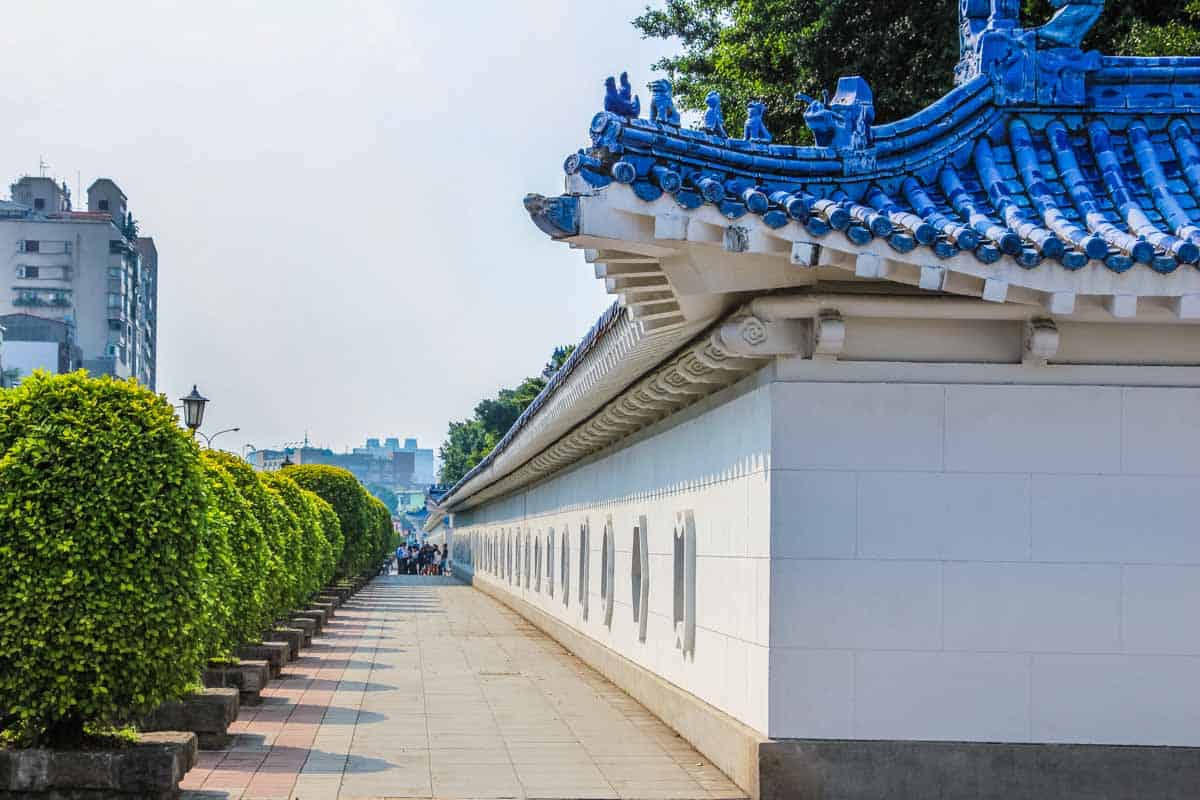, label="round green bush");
[283,465,373,577]
[365,495,393,568]
[261,472,333,606]
[0,373,207,746]
[310,495,342,589]
[199,451,271,656]
[211,456,291,626]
